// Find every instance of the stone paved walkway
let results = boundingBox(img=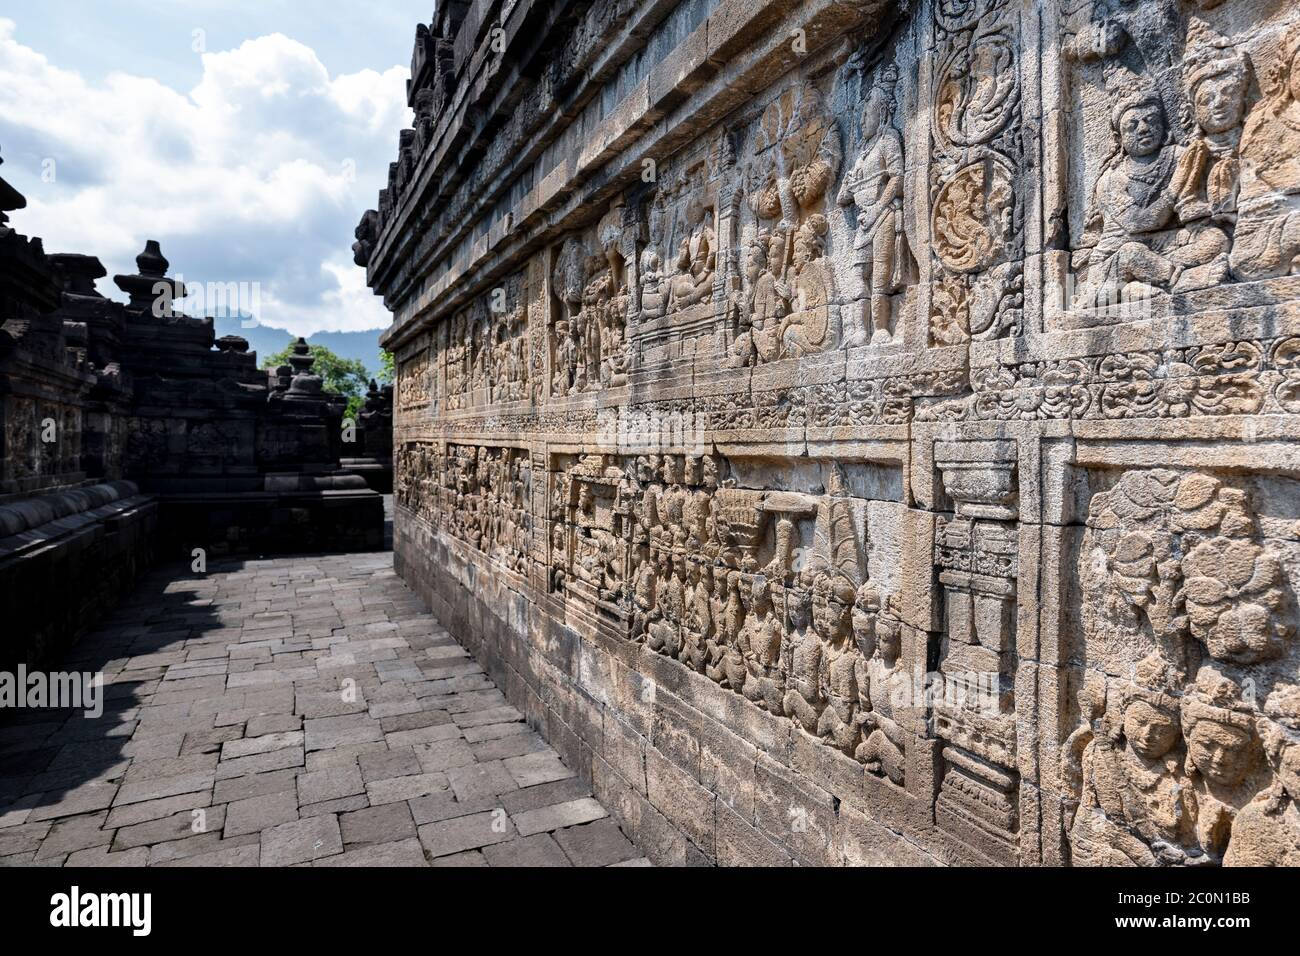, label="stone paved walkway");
[0,551,645,867]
